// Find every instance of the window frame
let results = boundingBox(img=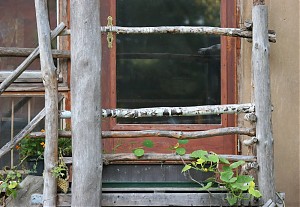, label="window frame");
[101,0,238,132]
